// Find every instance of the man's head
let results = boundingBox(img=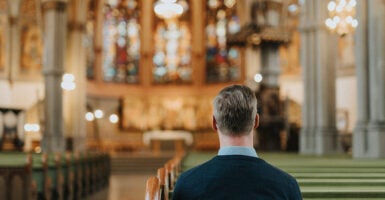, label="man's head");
[212,84,258,136]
